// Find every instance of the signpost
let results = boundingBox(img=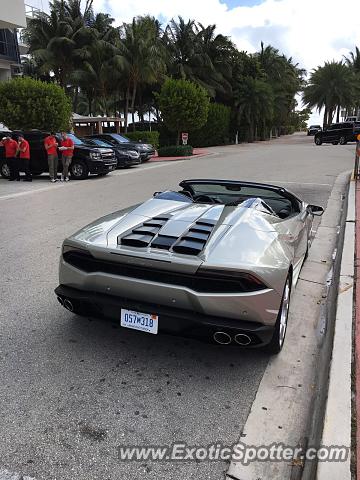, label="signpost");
[182,132,188,145]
